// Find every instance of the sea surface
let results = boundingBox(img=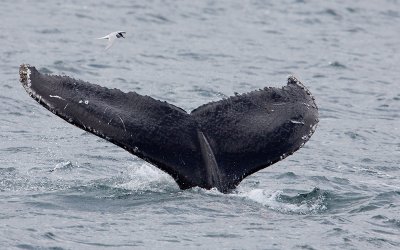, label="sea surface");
[1,0,399,249]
